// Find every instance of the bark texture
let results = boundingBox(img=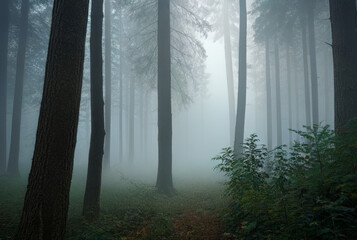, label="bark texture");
[7,0,30,177]
[156,0,173,195]
[0,0,10,174]
[329,0,357,130]
[233,0,247,156]
[83,0,105,218]
[14,0,89,238]
[104,0,111,169]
